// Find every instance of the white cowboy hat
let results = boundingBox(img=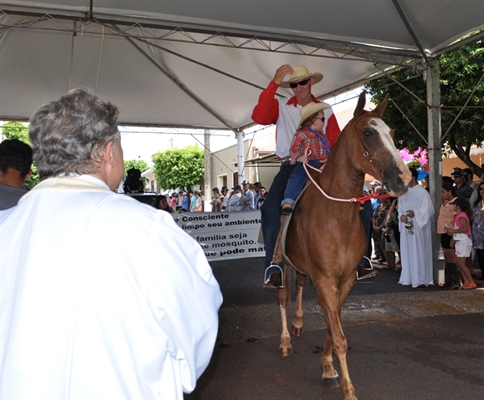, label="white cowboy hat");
[298,102,330,127]
[280,65,324,88]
